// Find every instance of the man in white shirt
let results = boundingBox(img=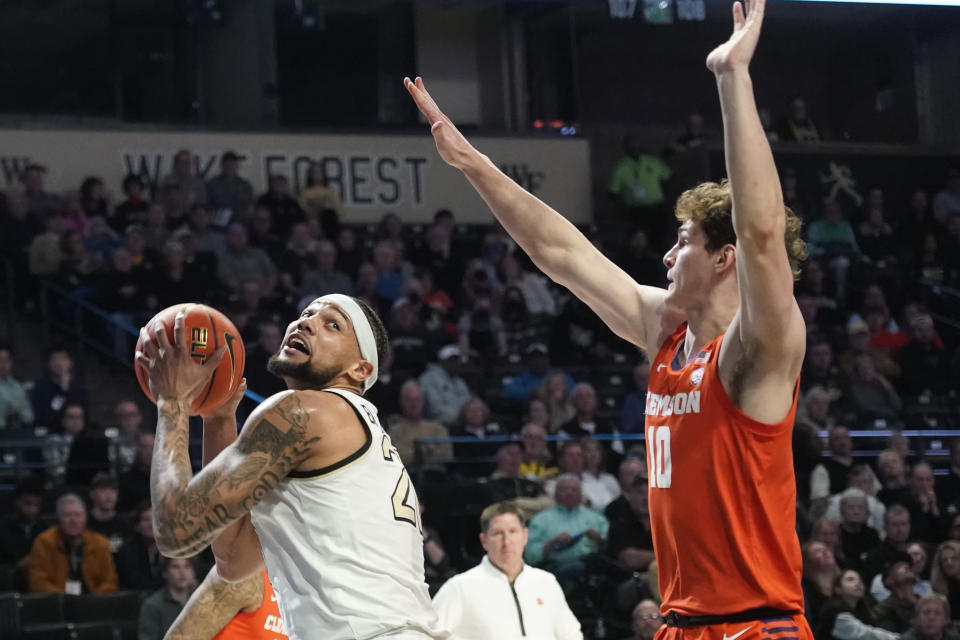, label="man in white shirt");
[433,501,582,640]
